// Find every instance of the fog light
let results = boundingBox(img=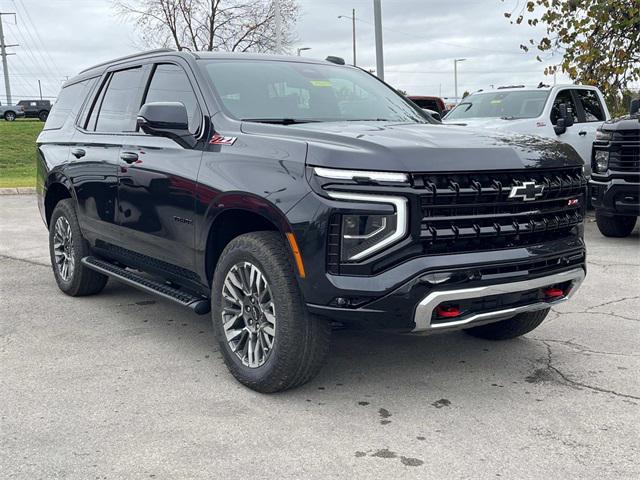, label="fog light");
[593,150,609,173]
[435,305,462,318]
[543,287,564,299]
